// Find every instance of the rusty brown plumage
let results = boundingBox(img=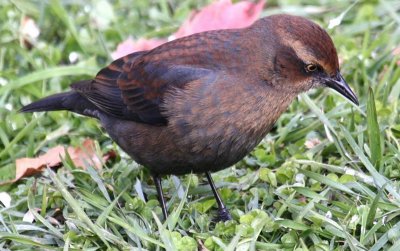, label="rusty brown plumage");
[20,14,358,221]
